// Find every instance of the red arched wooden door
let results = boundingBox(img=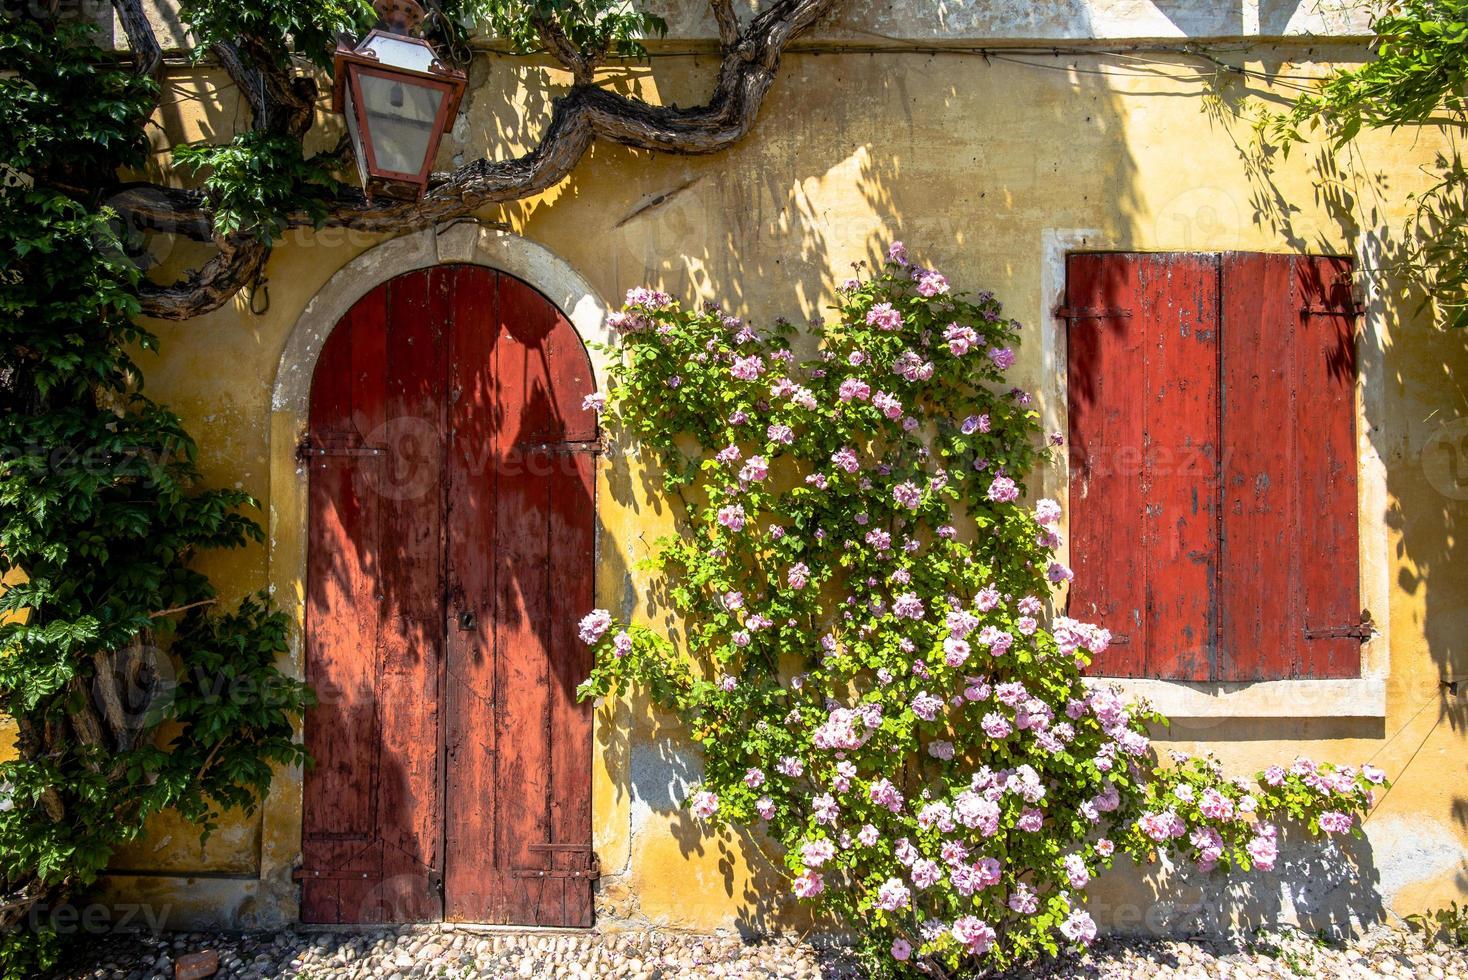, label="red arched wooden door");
[299,264,597,926]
